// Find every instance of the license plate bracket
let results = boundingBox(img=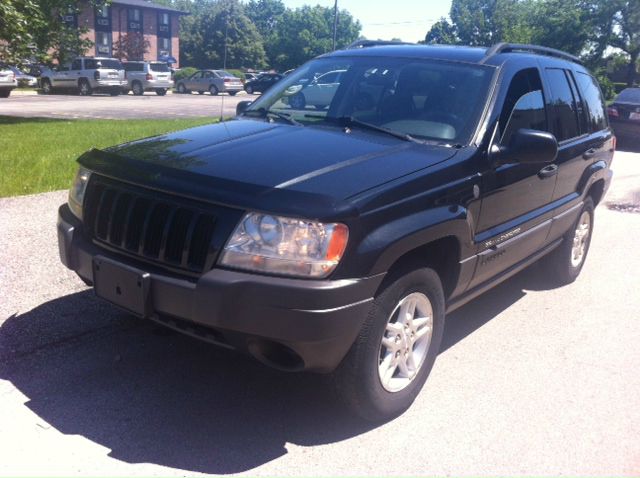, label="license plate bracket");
[93,256,150,317]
